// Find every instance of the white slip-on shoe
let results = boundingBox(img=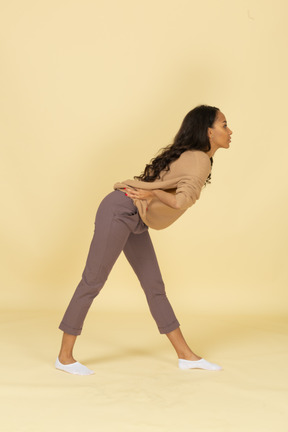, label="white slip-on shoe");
[55,357,95,375]
[178,358,222,371]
